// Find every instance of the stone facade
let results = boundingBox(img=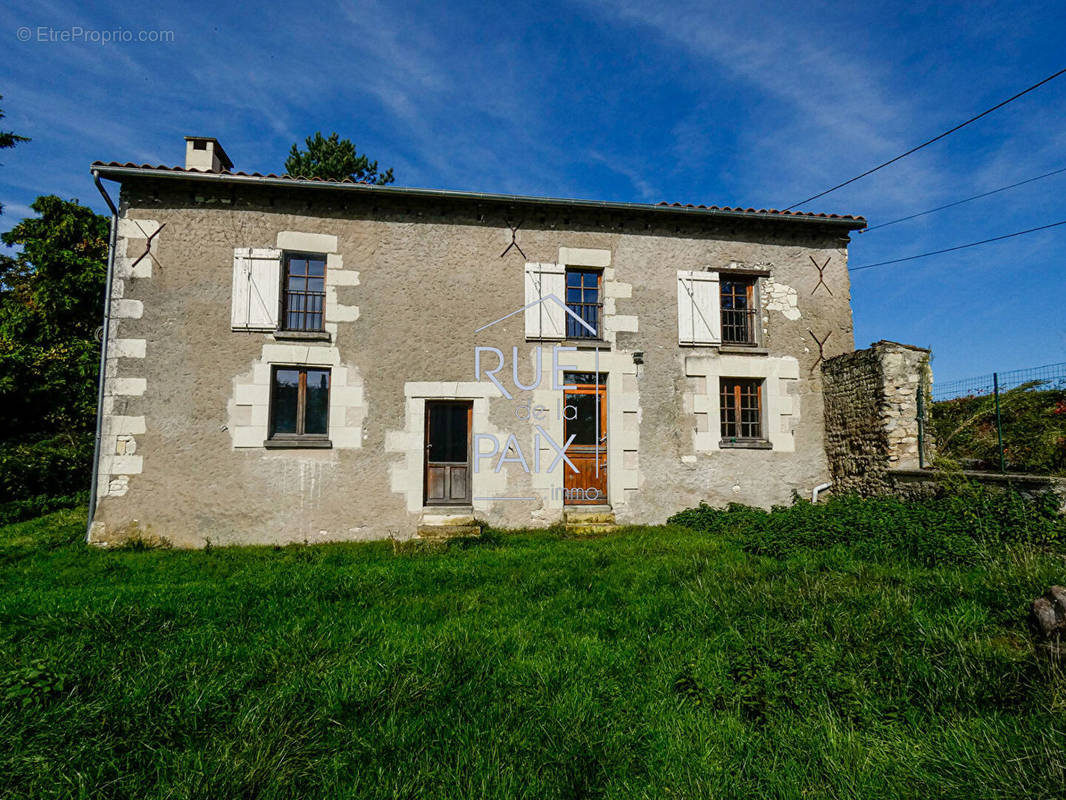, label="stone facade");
[822,341,933,494]
[88,150,865,547]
